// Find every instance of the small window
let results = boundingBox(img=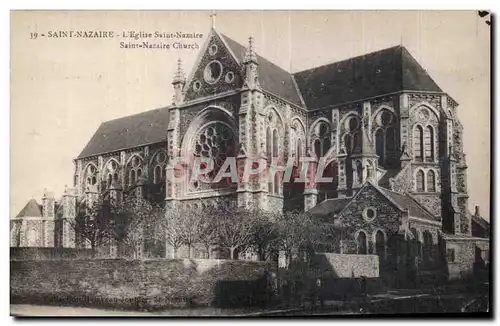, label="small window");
[363,207,377,222]
[193,80,201,92]
[446,249,455,263]
[209,44,218,55]
[225,71,235,83]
